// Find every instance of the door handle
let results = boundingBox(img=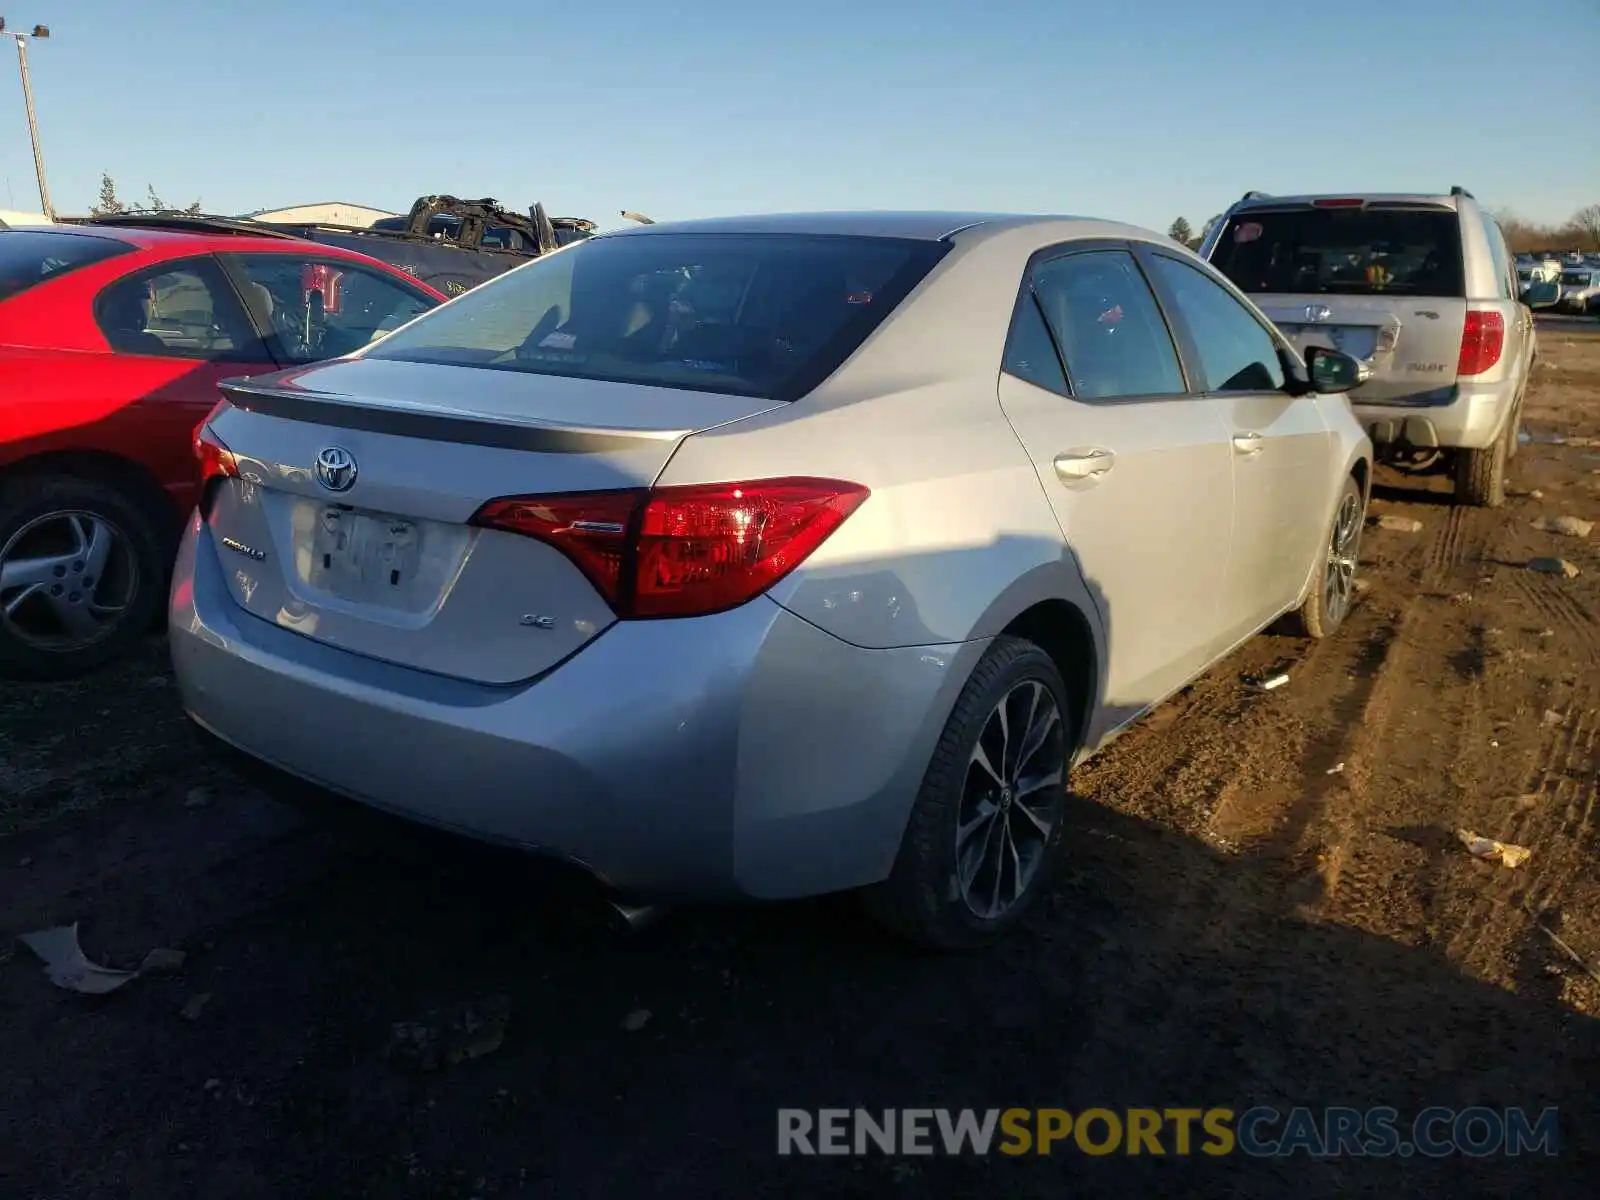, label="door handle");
[1053,448,1116,483]
[1232,432,1265,456]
